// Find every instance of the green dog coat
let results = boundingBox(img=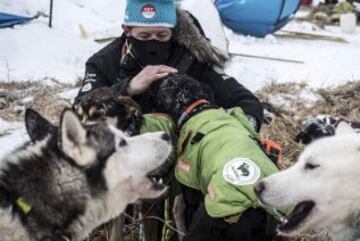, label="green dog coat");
[175,108,280,218]
[139,113,178,177]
